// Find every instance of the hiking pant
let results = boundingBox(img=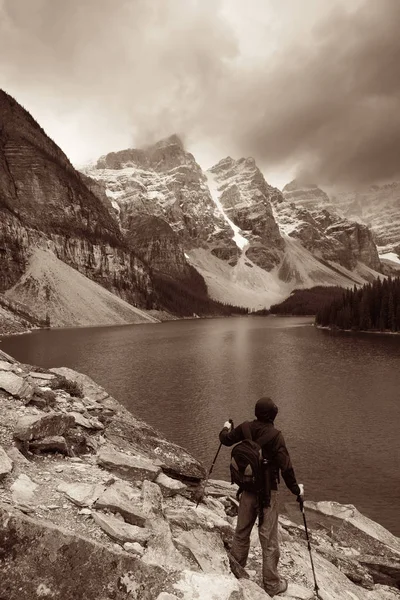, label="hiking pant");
[231,490,281,595]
